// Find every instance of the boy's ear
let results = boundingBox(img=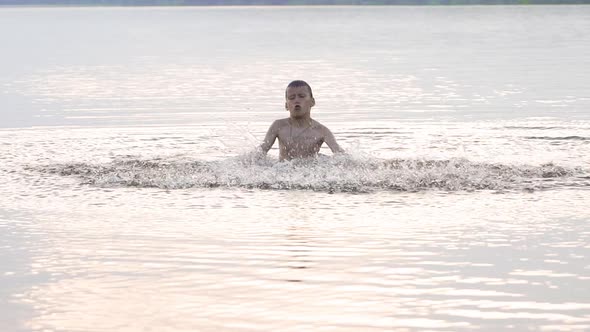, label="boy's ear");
[311,98,316,107]
[285,102,288,110]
